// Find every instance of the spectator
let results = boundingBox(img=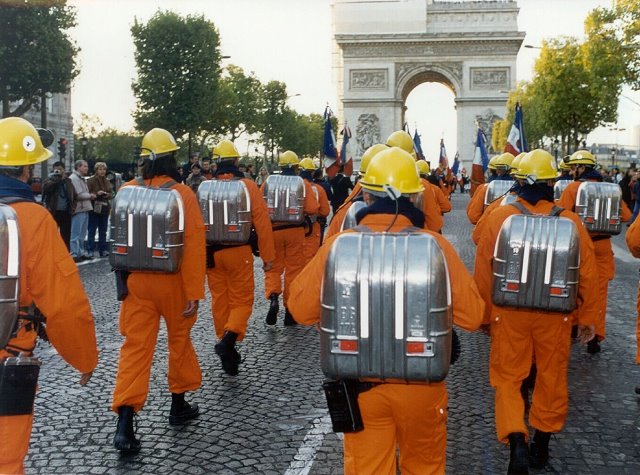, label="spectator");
[631,170,640,224]
[42,161,76,250]
[246,164,256,180]
[201,157,214,180]
[181,153,200,182]
[329,165,353,213]
[186,162,205,194]
[69,159,95,262]
[620,168,634,209]
[255,166,269,186]
[86,161,113,257]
